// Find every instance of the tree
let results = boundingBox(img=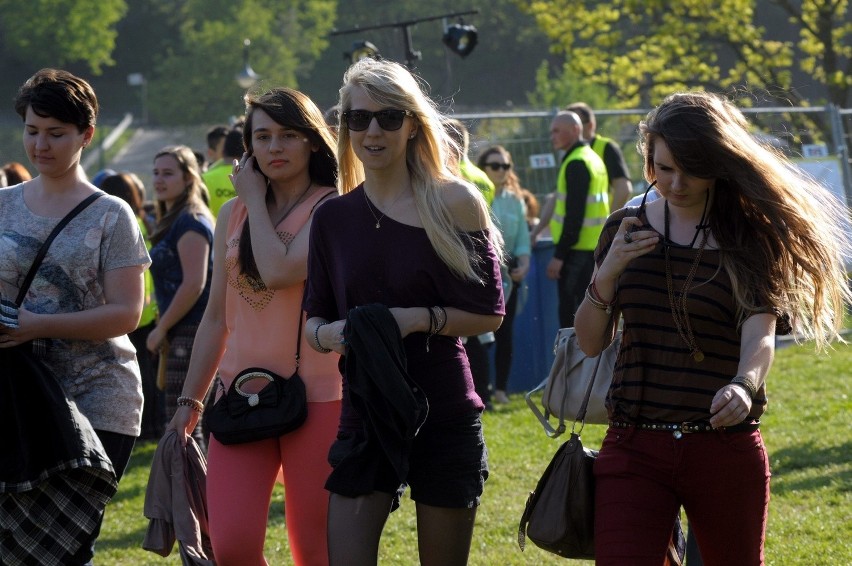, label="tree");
[145,0,337,124]
[520,0,850,109]
[0,0,127,74]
